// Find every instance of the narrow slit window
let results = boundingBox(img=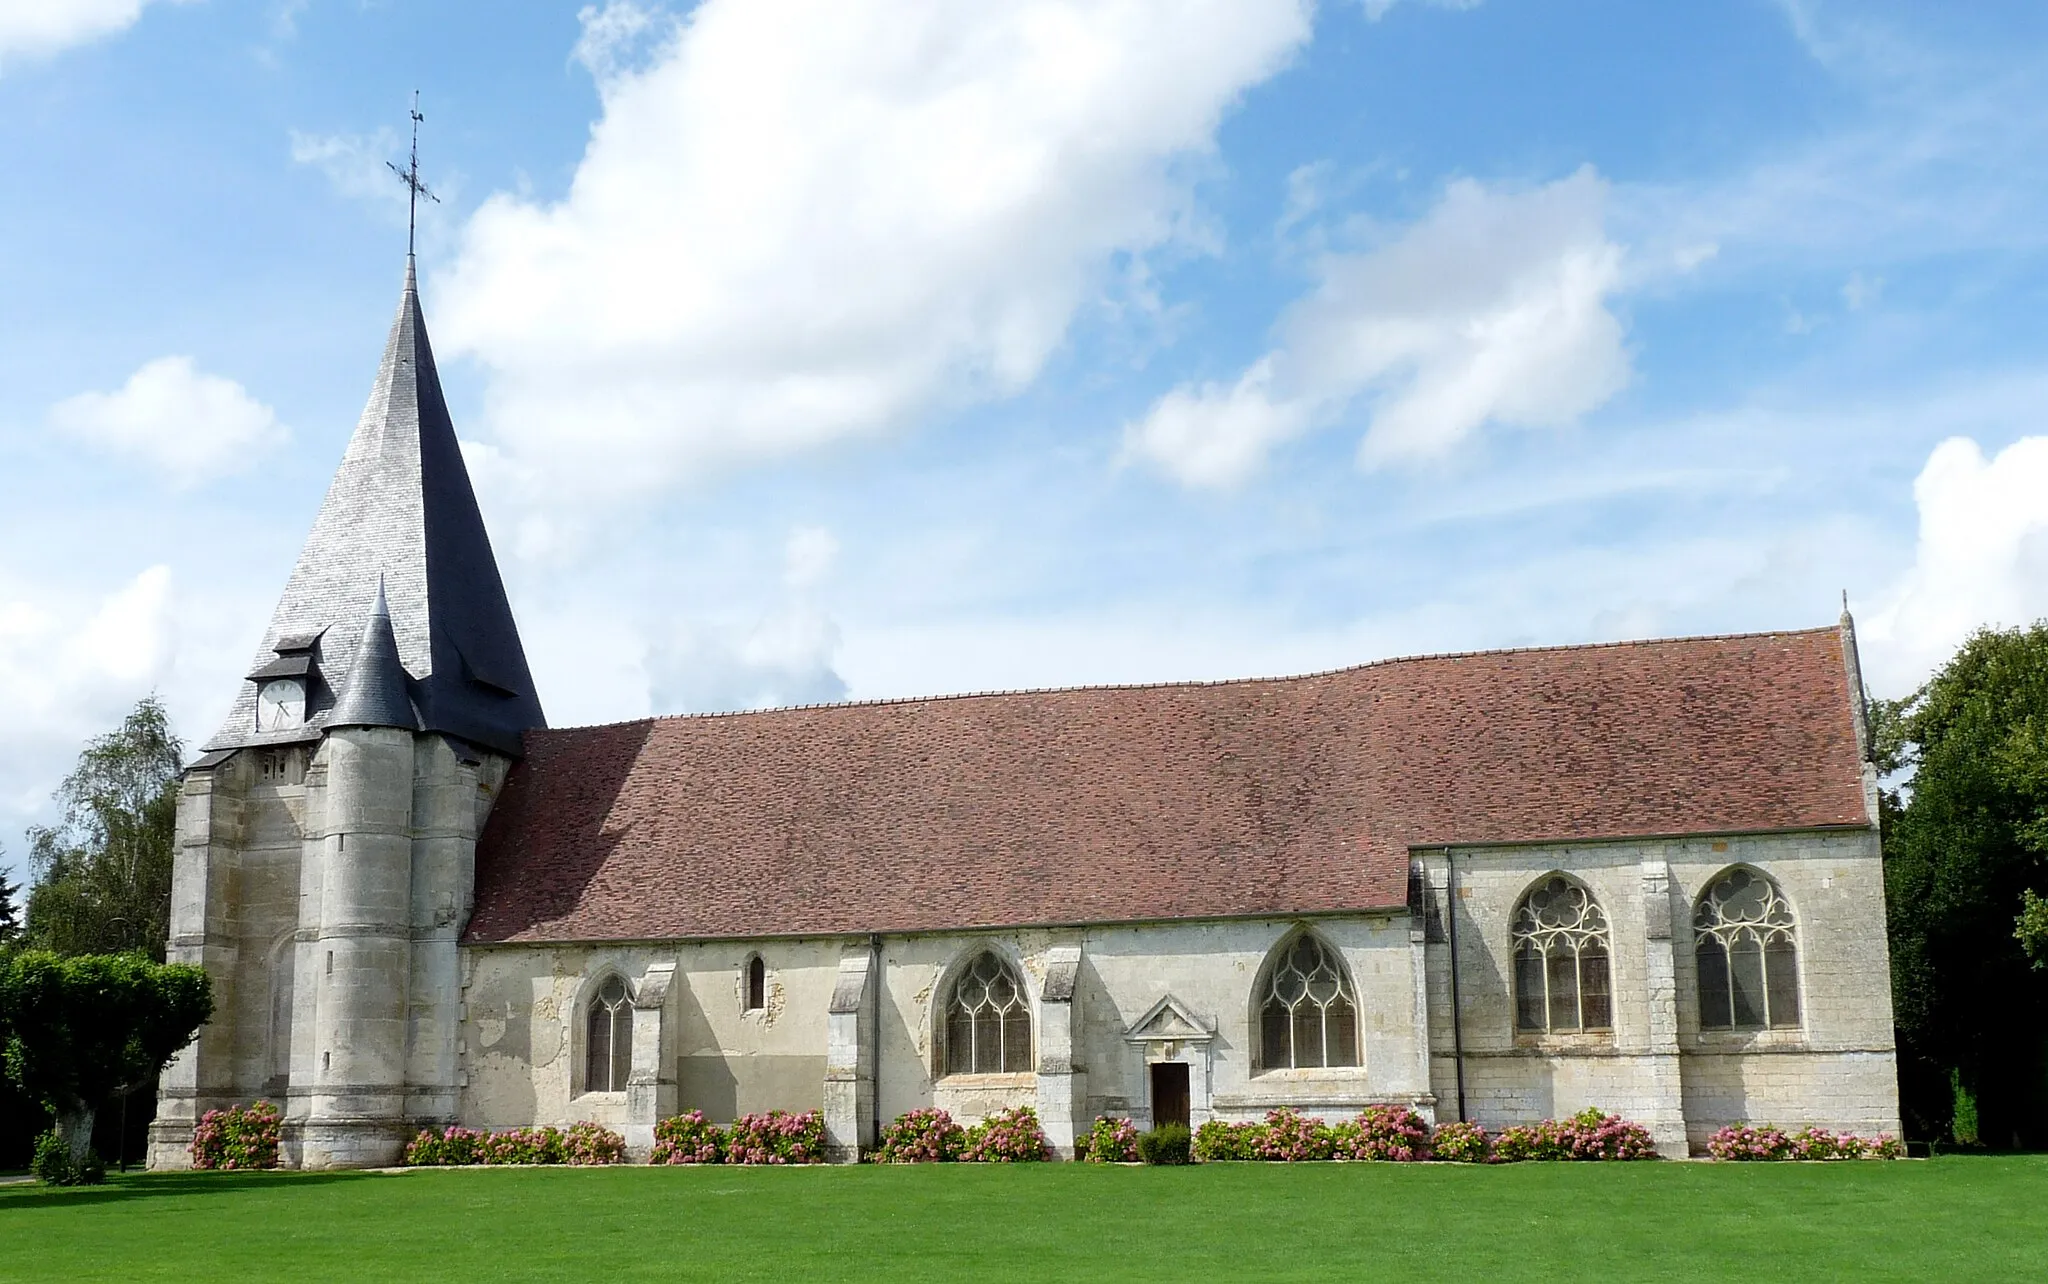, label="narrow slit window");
[745,956,766,1012]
